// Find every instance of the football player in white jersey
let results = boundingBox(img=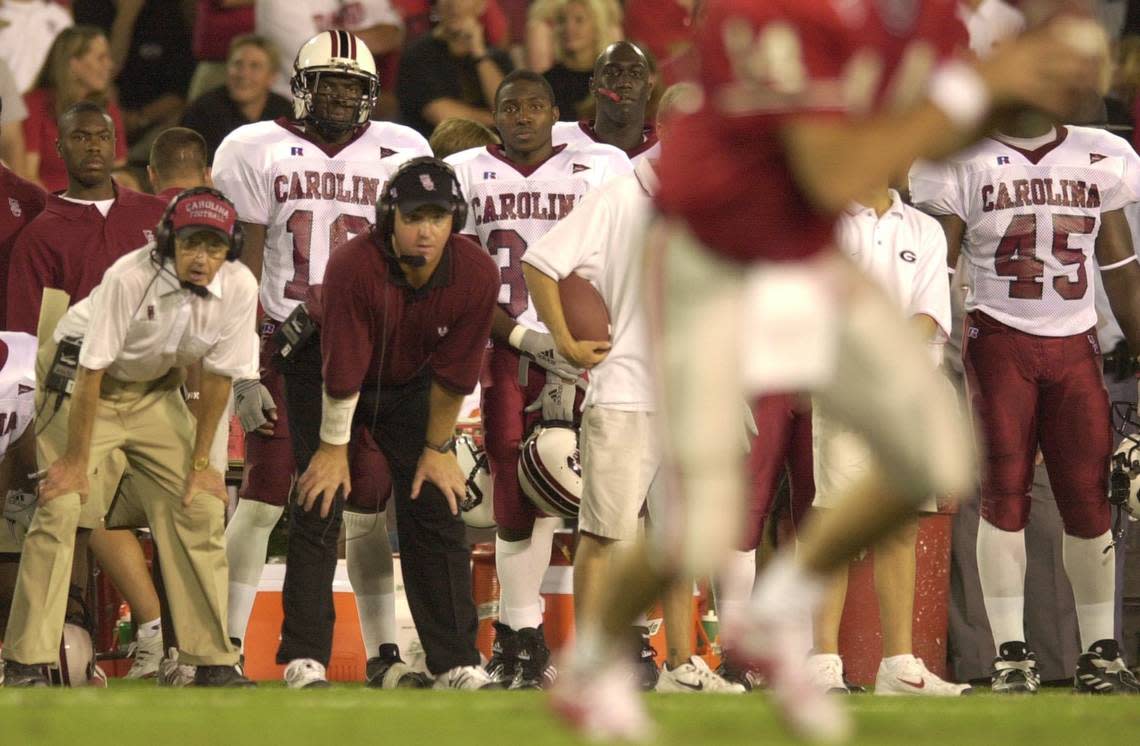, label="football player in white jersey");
[446,70,631,689]
[551,42,659,165]
[0,332,37,652]
[911,113,1140,694]
[212,29,433,689]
